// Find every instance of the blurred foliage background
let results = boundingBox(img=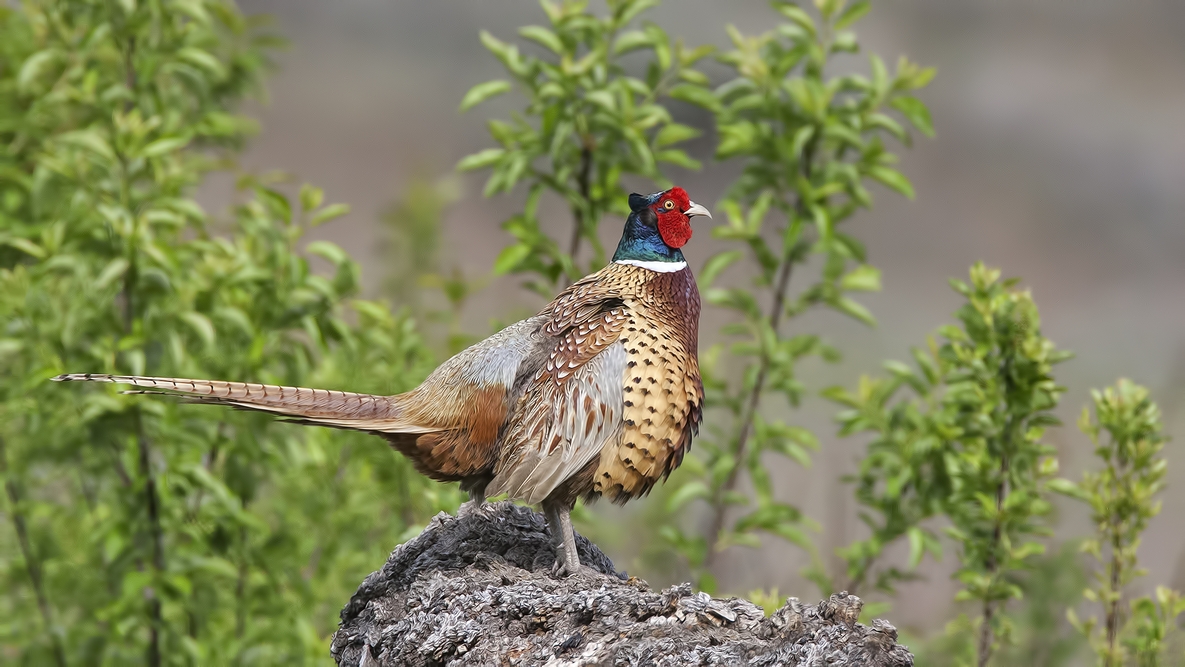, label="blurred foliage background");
[1,0,1183,665]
